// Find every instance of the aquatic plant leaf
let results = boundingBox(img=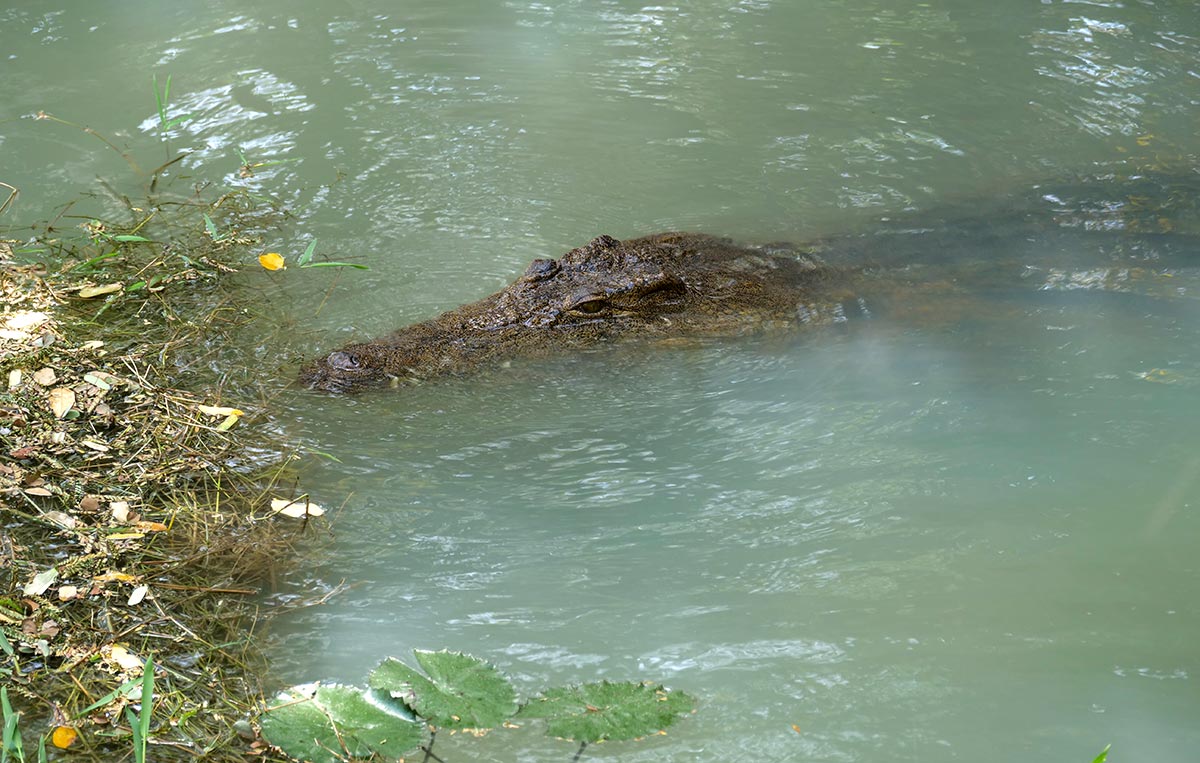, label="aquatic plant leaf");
[260,684,423,763]
[1093,744,1111,763]
[368,650,517,730]
[516,681,695,743]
